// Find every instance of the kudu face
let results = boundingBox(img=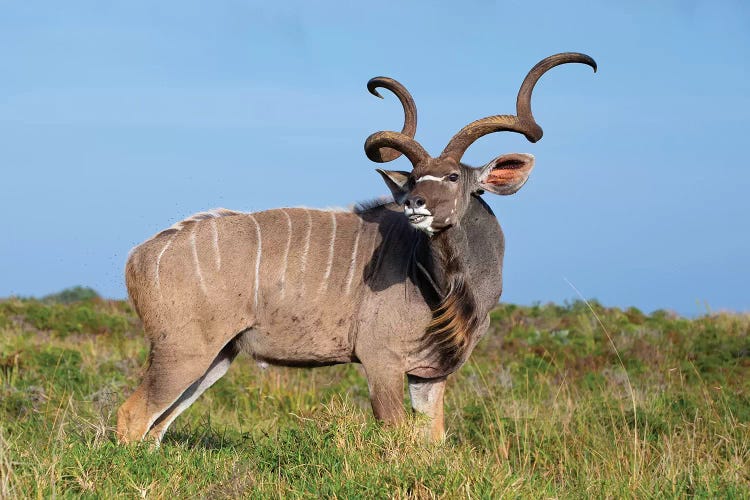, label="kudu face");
[377,154,535,234]
[364,53,596,235]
